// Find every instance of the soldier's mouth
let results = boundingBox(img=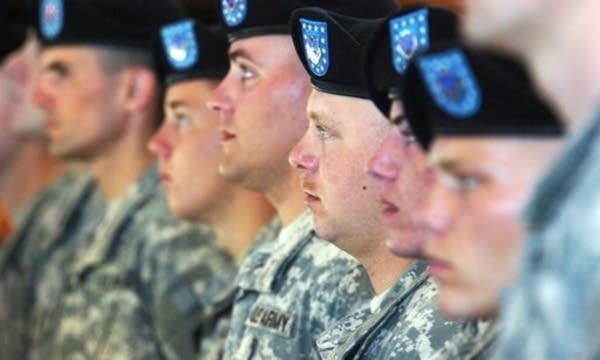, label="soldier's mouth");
[426,257,453,279]
[159,172,171,184]
[303,189,321,206]
[221,129,236,141]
